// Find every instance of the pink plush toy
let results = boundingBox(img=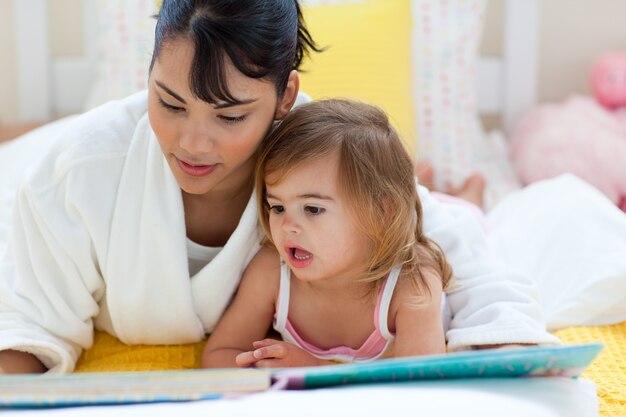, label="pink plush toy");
[510,52,626,212]
[592,52,626,110]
